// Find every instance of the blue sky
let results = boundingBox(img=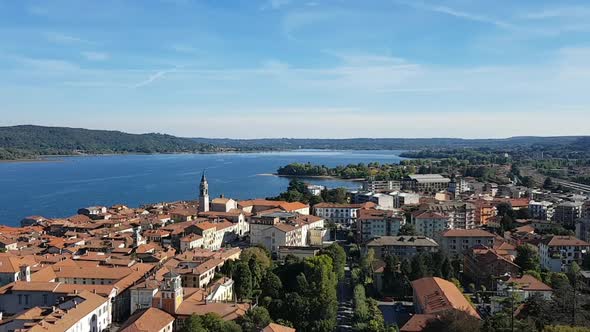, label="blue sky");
[1,0,589,138]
